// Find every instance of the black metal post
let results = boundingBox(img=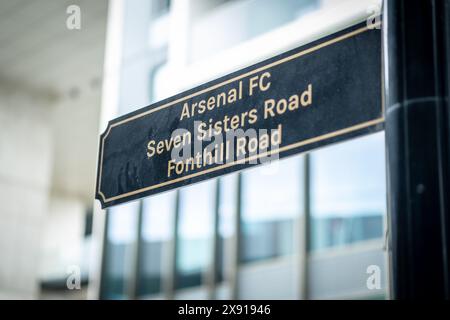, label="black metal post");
[384,0,450,299]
